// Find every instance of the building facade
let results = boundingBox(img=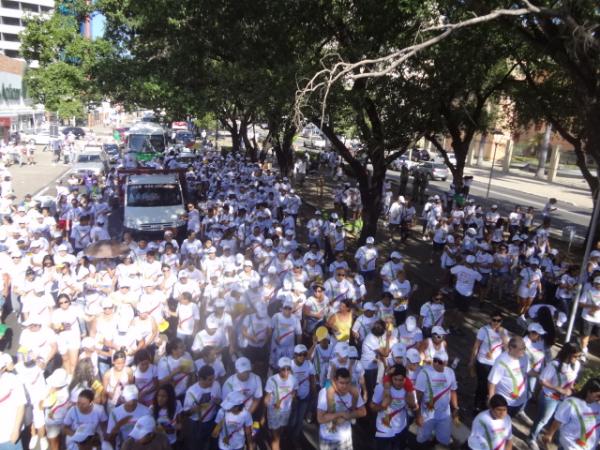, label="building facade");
[0,0,53,58]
